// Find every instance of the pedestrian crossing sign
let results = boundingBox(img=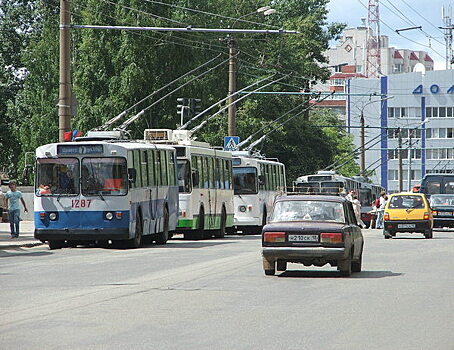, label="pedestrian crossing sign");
[224,136,240,151]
